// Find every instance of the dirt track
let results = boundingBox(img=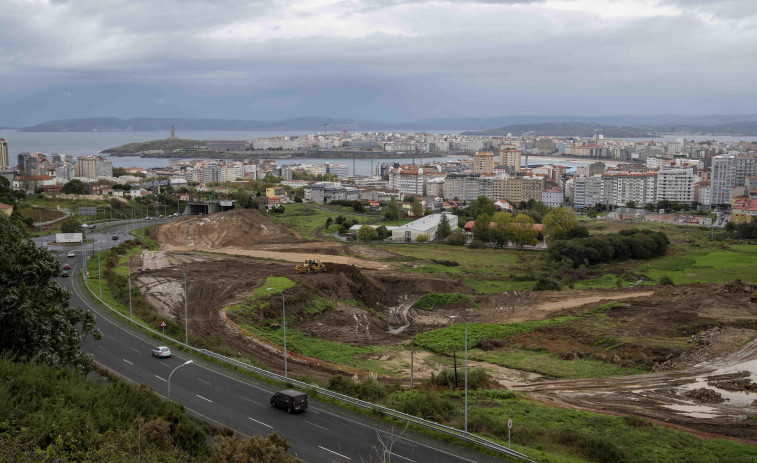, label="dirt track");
[161,244,391,270]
